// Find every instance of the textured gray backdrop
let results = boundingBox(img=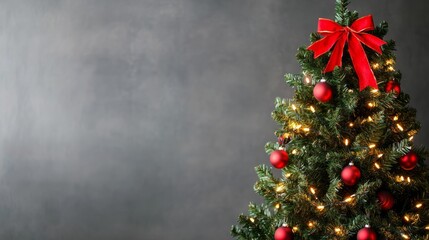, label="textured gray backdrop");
[0,0,428,239]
